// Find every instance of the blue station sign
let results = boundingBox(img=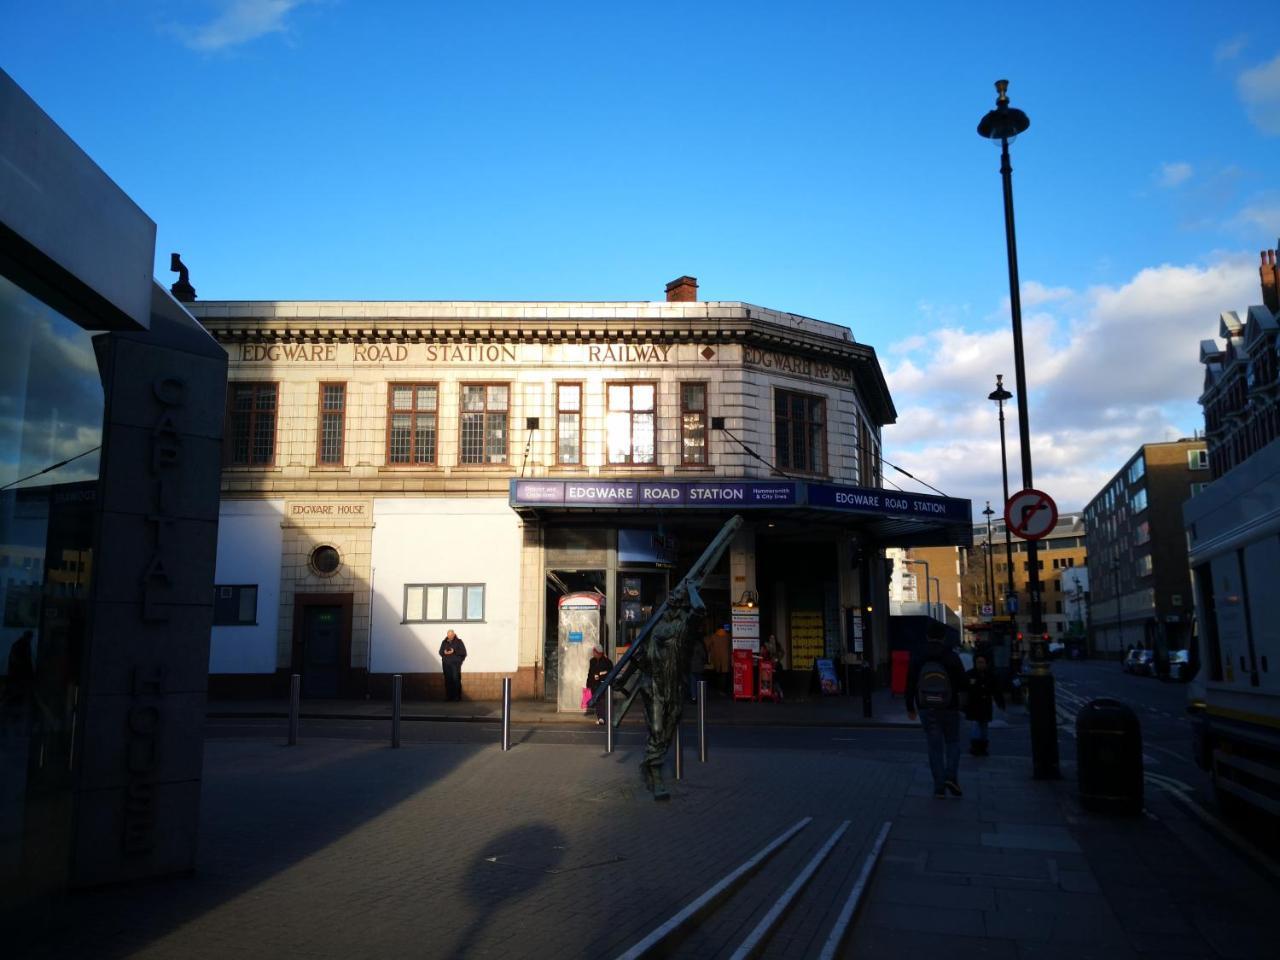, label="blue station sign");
[510,478,970,525]
[511,479,797,507]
